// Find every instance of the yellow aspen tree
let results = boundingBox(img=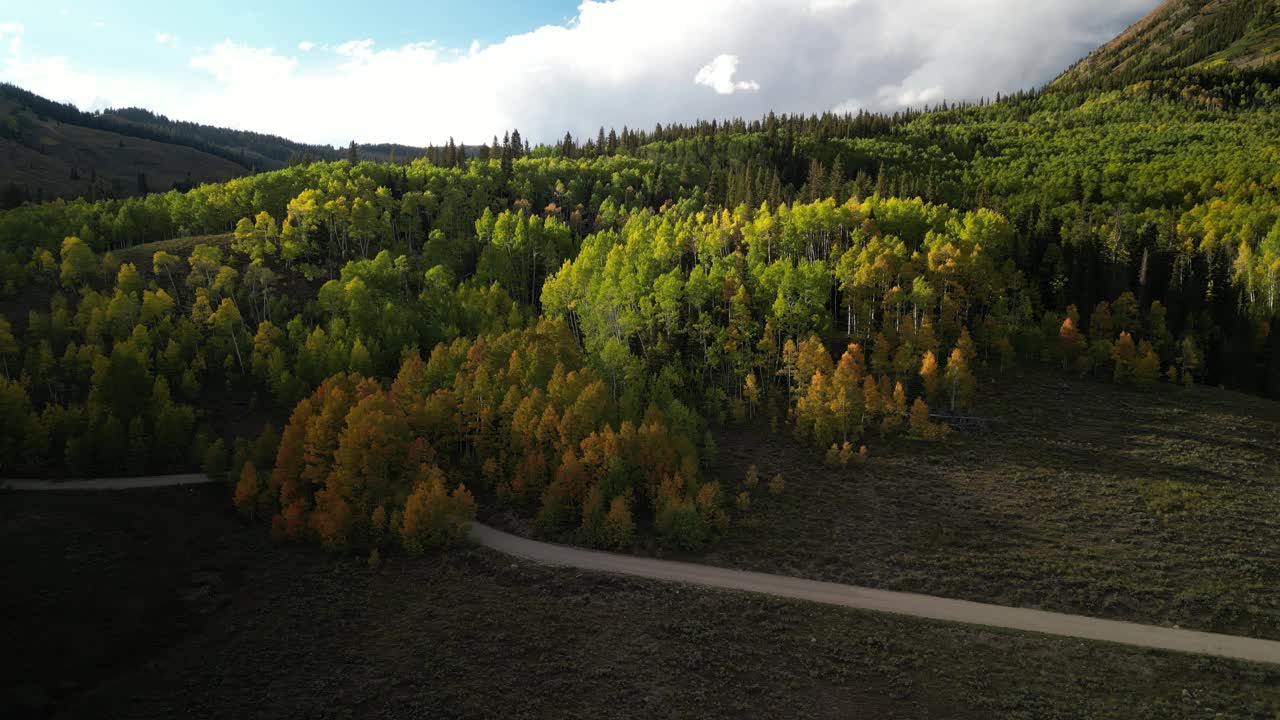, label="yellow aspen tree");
[1134,342,1161,386]
[944,347,976,410]
[743,372,760,418]
[1059,317,1084,367]
[956,326,978,364]
[234,461,261,519]
[909,397,932,438]
[919,351,941,403]
[601,496,635,549]
[1111,332,1137,384]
